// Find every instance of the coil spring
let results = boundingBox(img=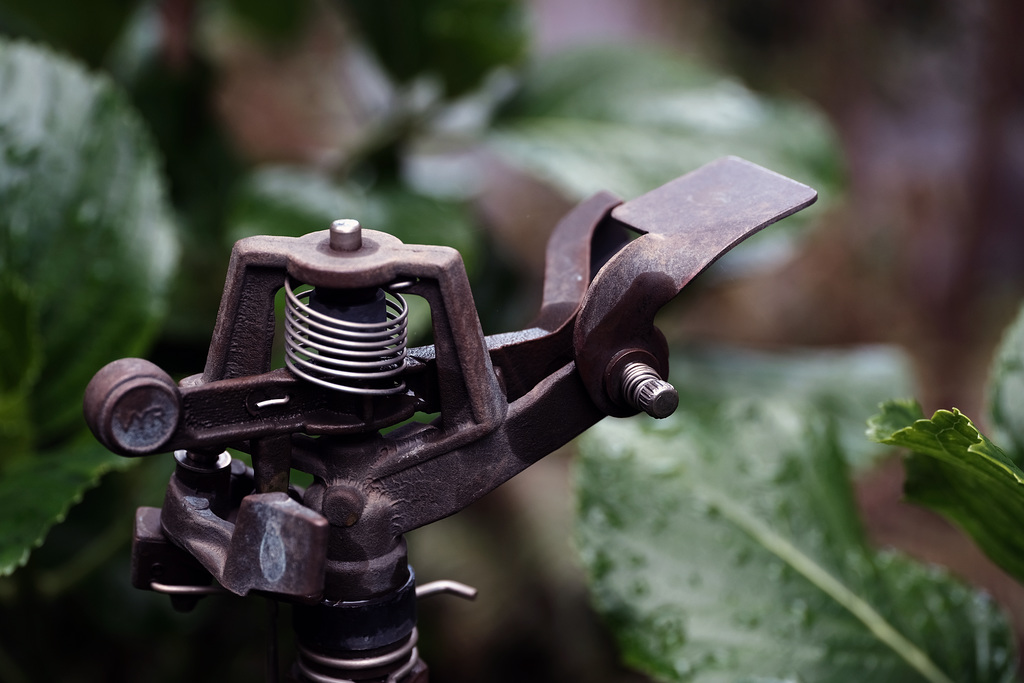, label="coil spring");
[284,277,409,395]
[296,628,419,683]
